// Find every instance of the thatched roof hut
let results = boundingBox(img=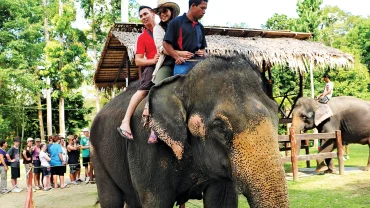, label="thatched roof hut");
[94,23,354,89]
